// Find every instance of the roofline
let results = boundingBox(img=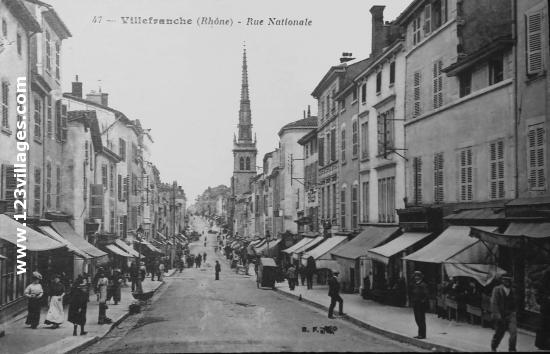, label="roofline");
[311,65,346,98]
[43,8,71,39]
[298,128,318,145]
[277,117,318,137]
[394,0,425,26]
[354,40,404,83]
[5,0,42,33]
